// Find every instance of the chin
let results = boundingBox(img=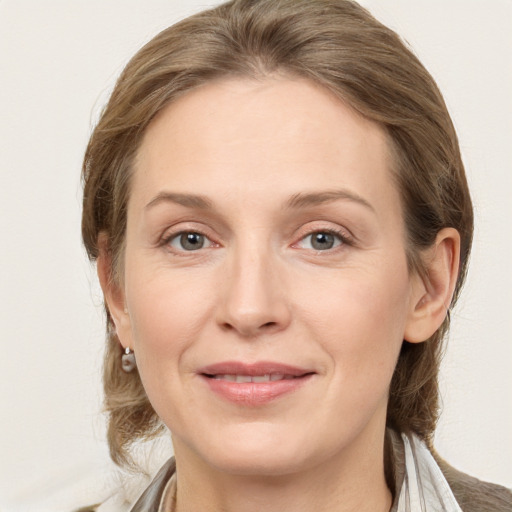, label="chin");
[192,426,320,477]
[209,449,308,477]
